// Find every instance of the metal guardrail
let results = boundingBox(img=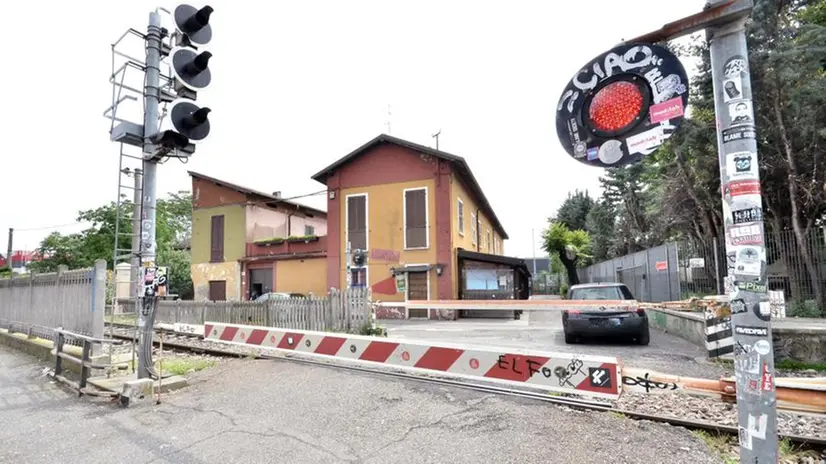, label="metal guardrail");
[50,328,130,397]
